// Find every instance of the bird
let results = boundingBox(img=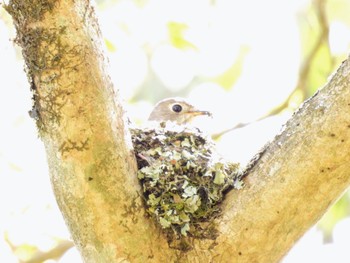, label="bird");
[148,97,212,125]
[131,97,241,248]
